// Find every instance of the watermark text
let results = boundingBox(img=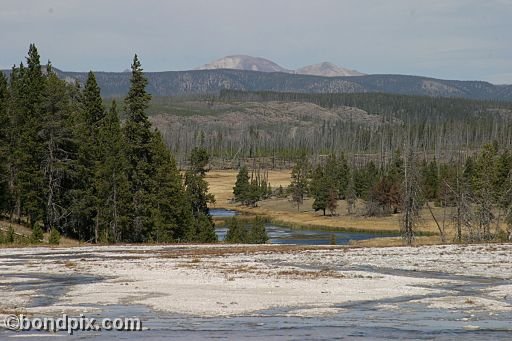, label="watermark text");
[4,314,143,335]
